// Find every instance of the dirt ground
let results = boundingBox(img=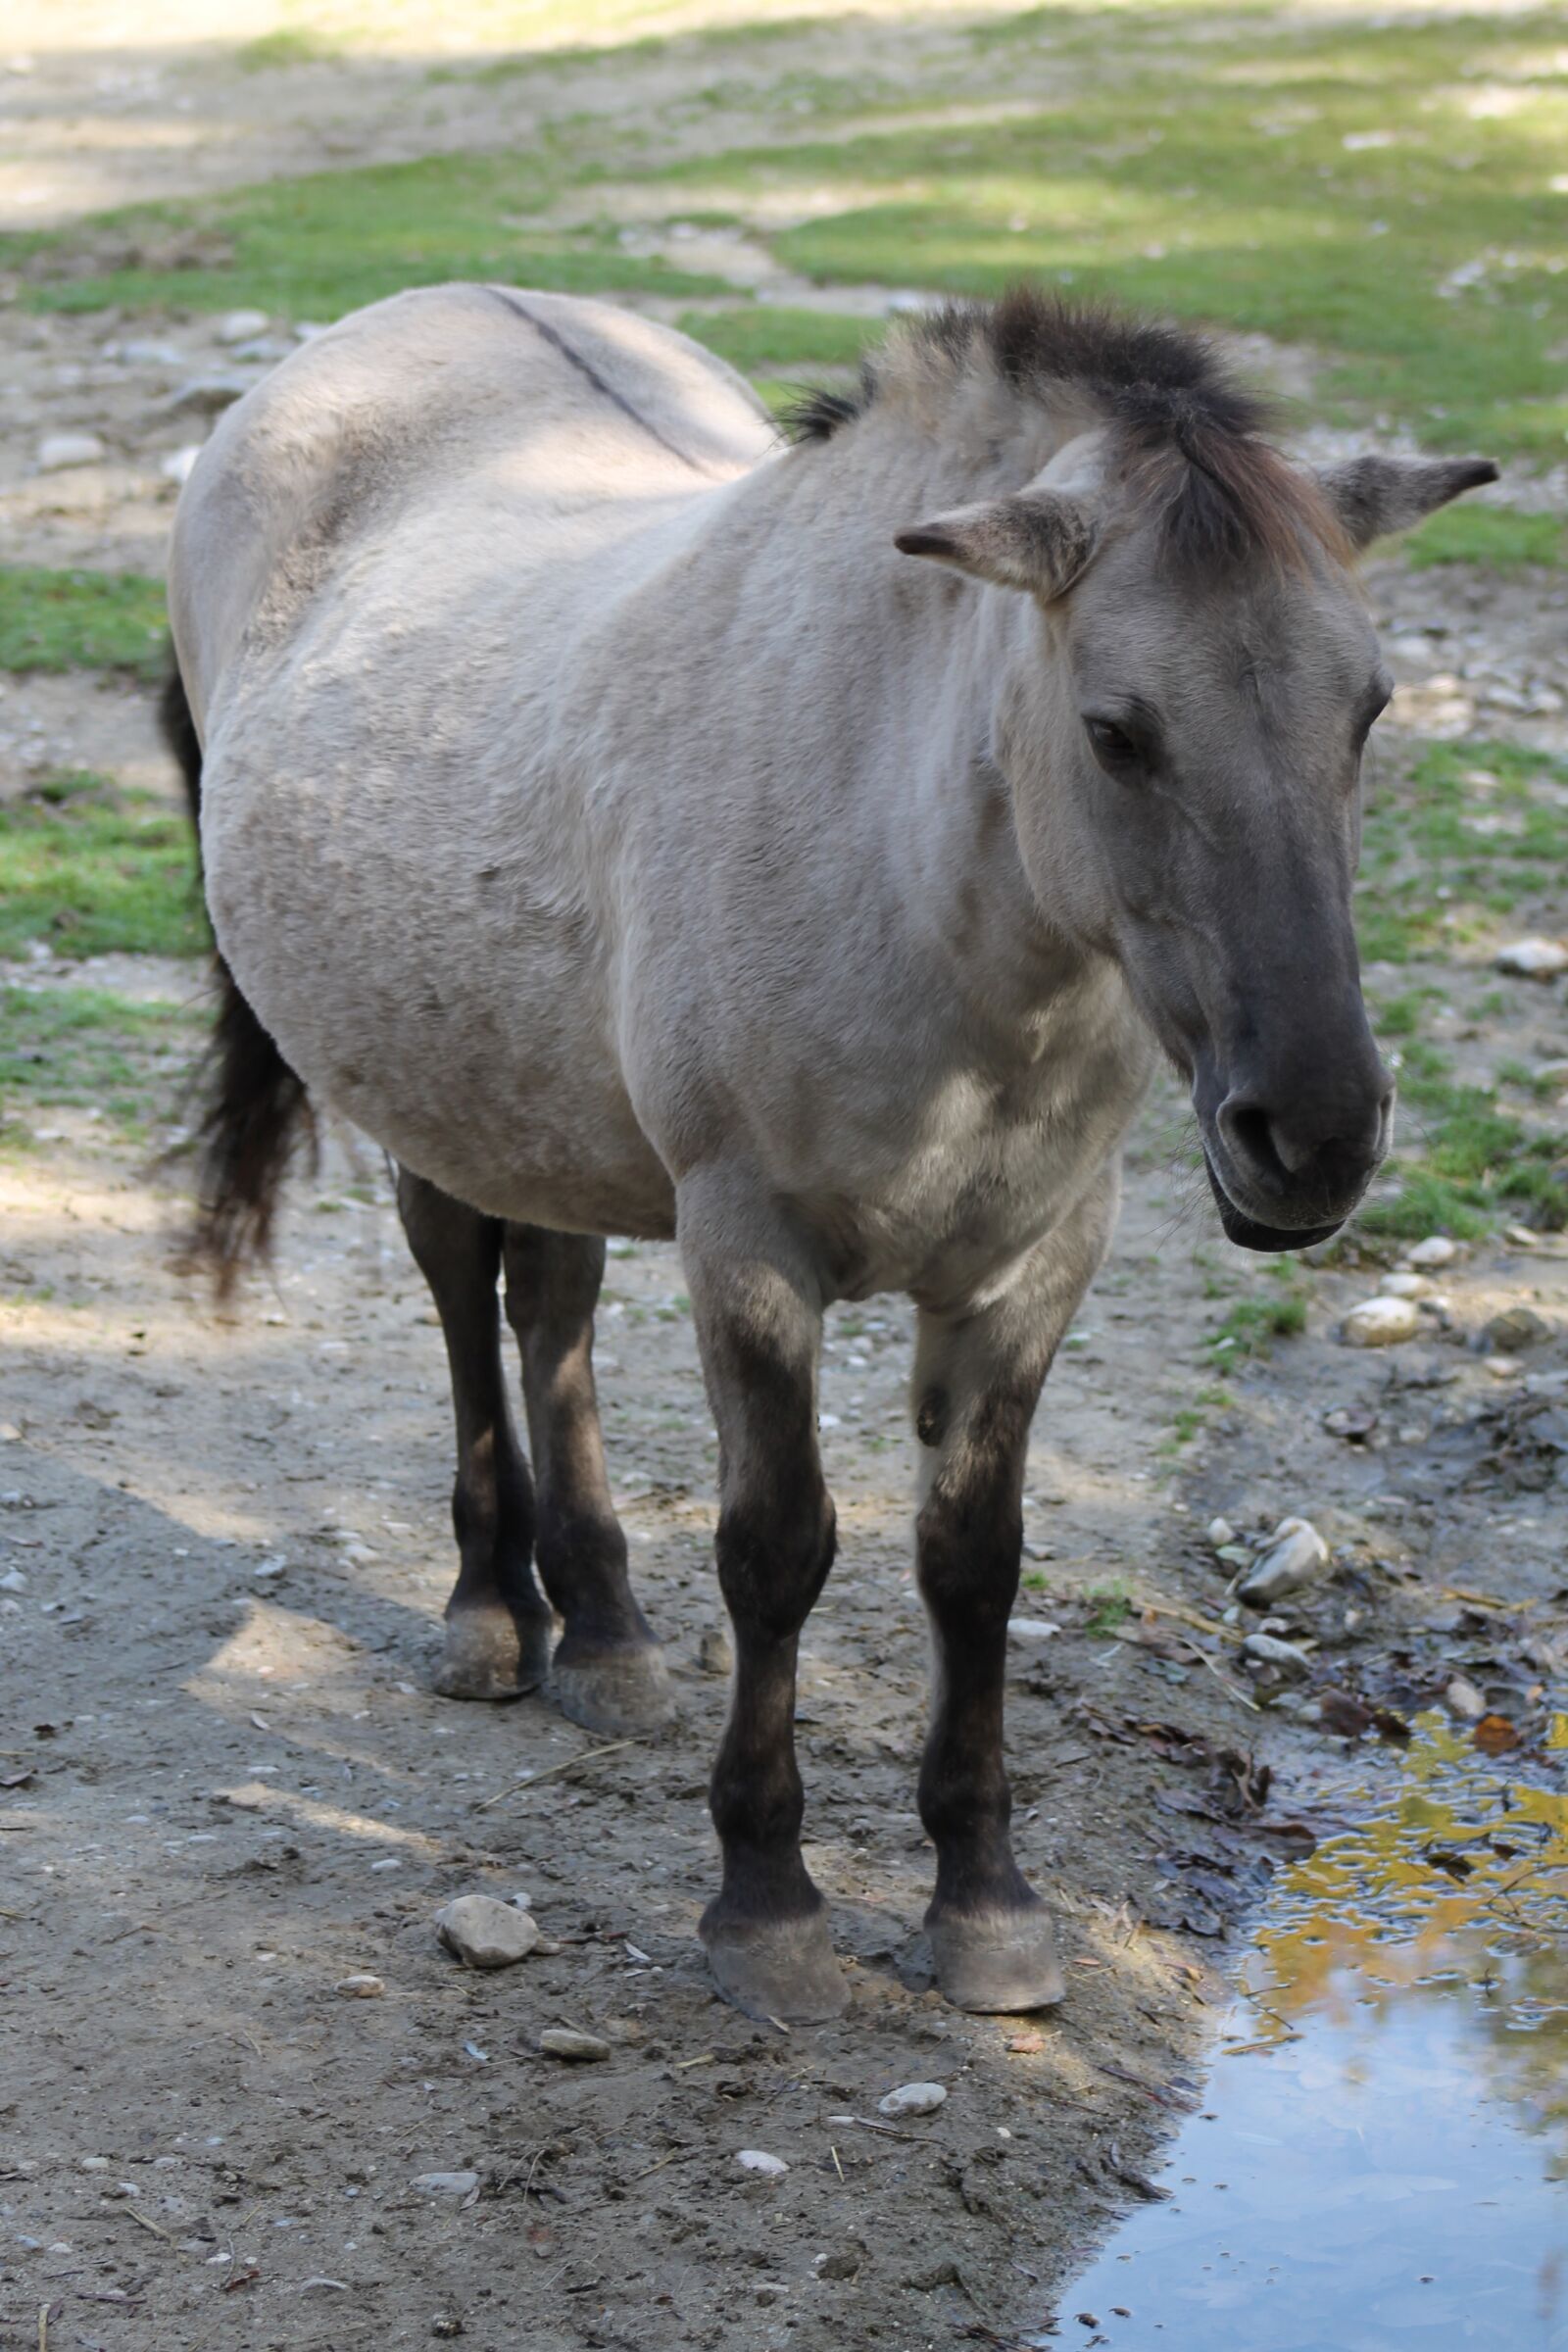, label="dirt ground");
[3,12,1568,2352]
